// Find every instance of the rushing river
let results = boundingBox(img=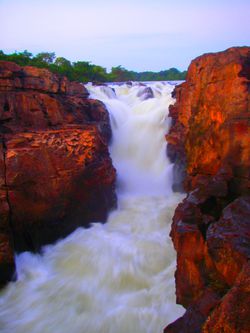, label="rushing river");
[0,82,184,333]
